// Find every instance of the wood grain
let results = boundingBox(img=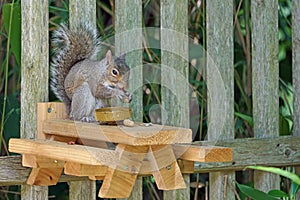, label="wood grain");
[206,0,235,199]
[99,144,148,198]
[160,0,190,198]
[20,0,49,198]
[9,139,116,166]
[41,119,192,145]
[251,0,280,192]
